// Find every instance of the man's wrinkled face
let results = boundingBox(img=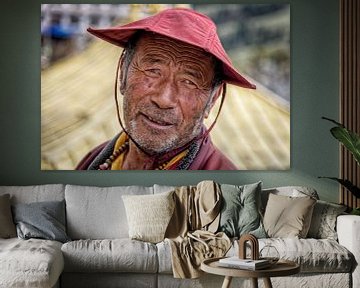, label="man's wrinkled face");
[121,33,217,155]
